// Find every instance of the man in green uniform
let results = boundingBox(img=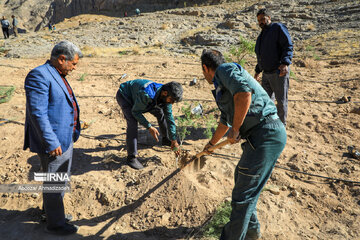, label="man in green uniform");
[116,80,182,169]
[201,49,287,240]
